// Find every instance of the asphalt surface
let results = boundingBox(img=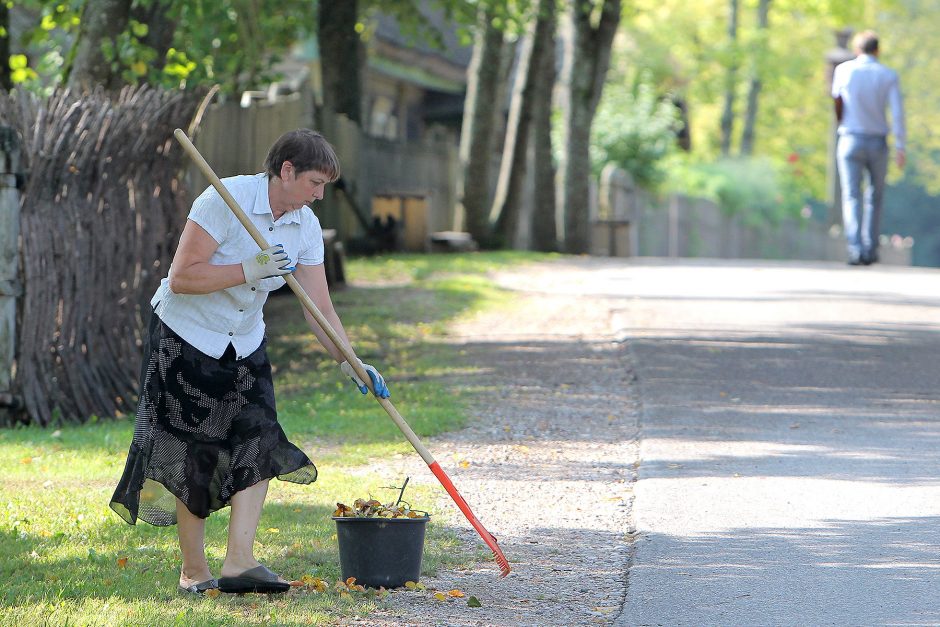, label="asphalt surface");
[595,259,940,626]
